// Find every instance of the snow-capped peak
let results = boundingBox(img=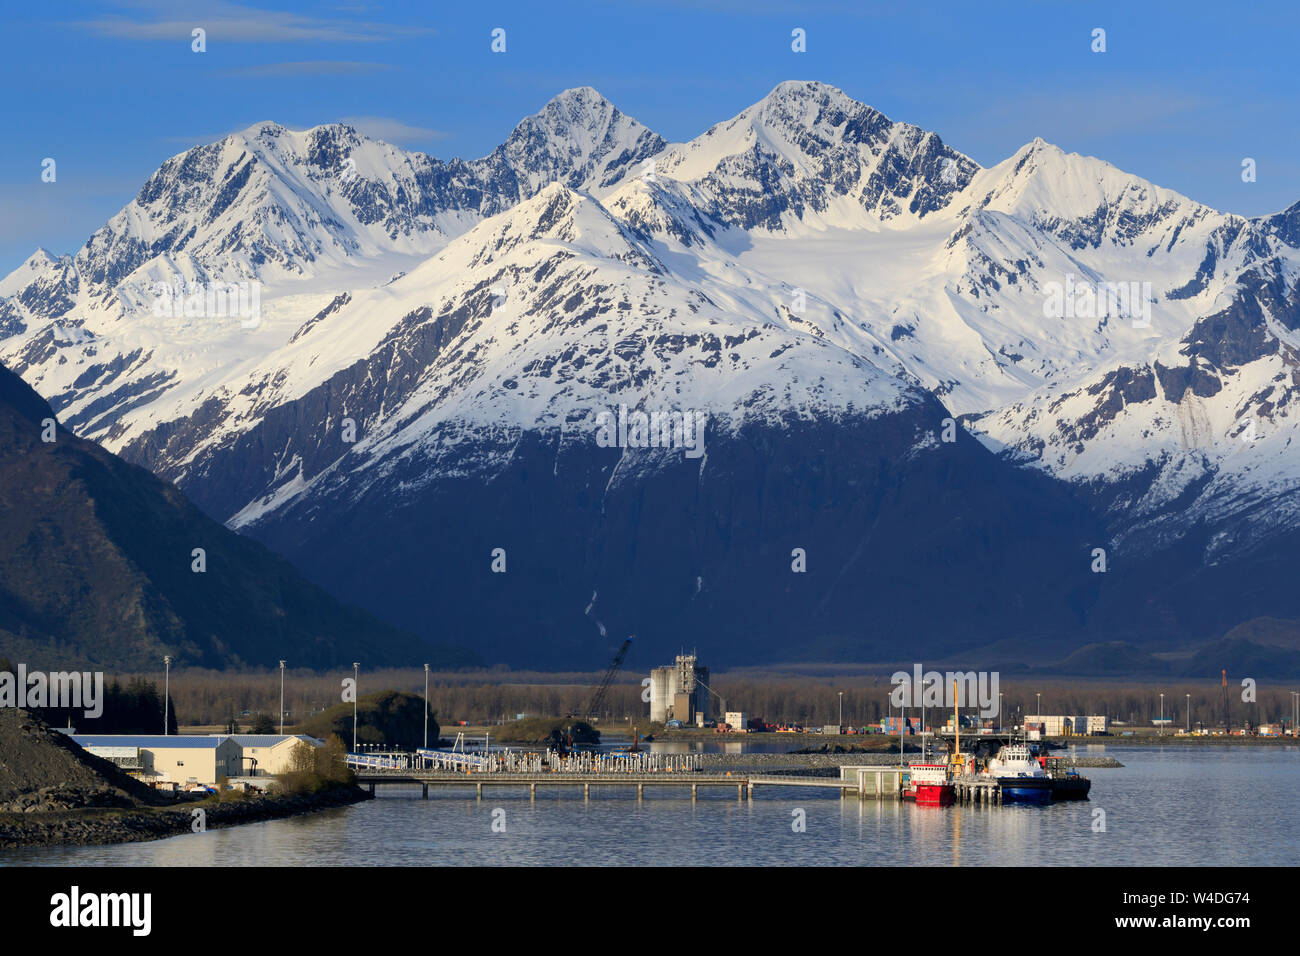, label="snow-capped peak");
[645,80,979,231]
[487,86,666,196]
[969,137,1222,250]
[7,79,1300,578]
